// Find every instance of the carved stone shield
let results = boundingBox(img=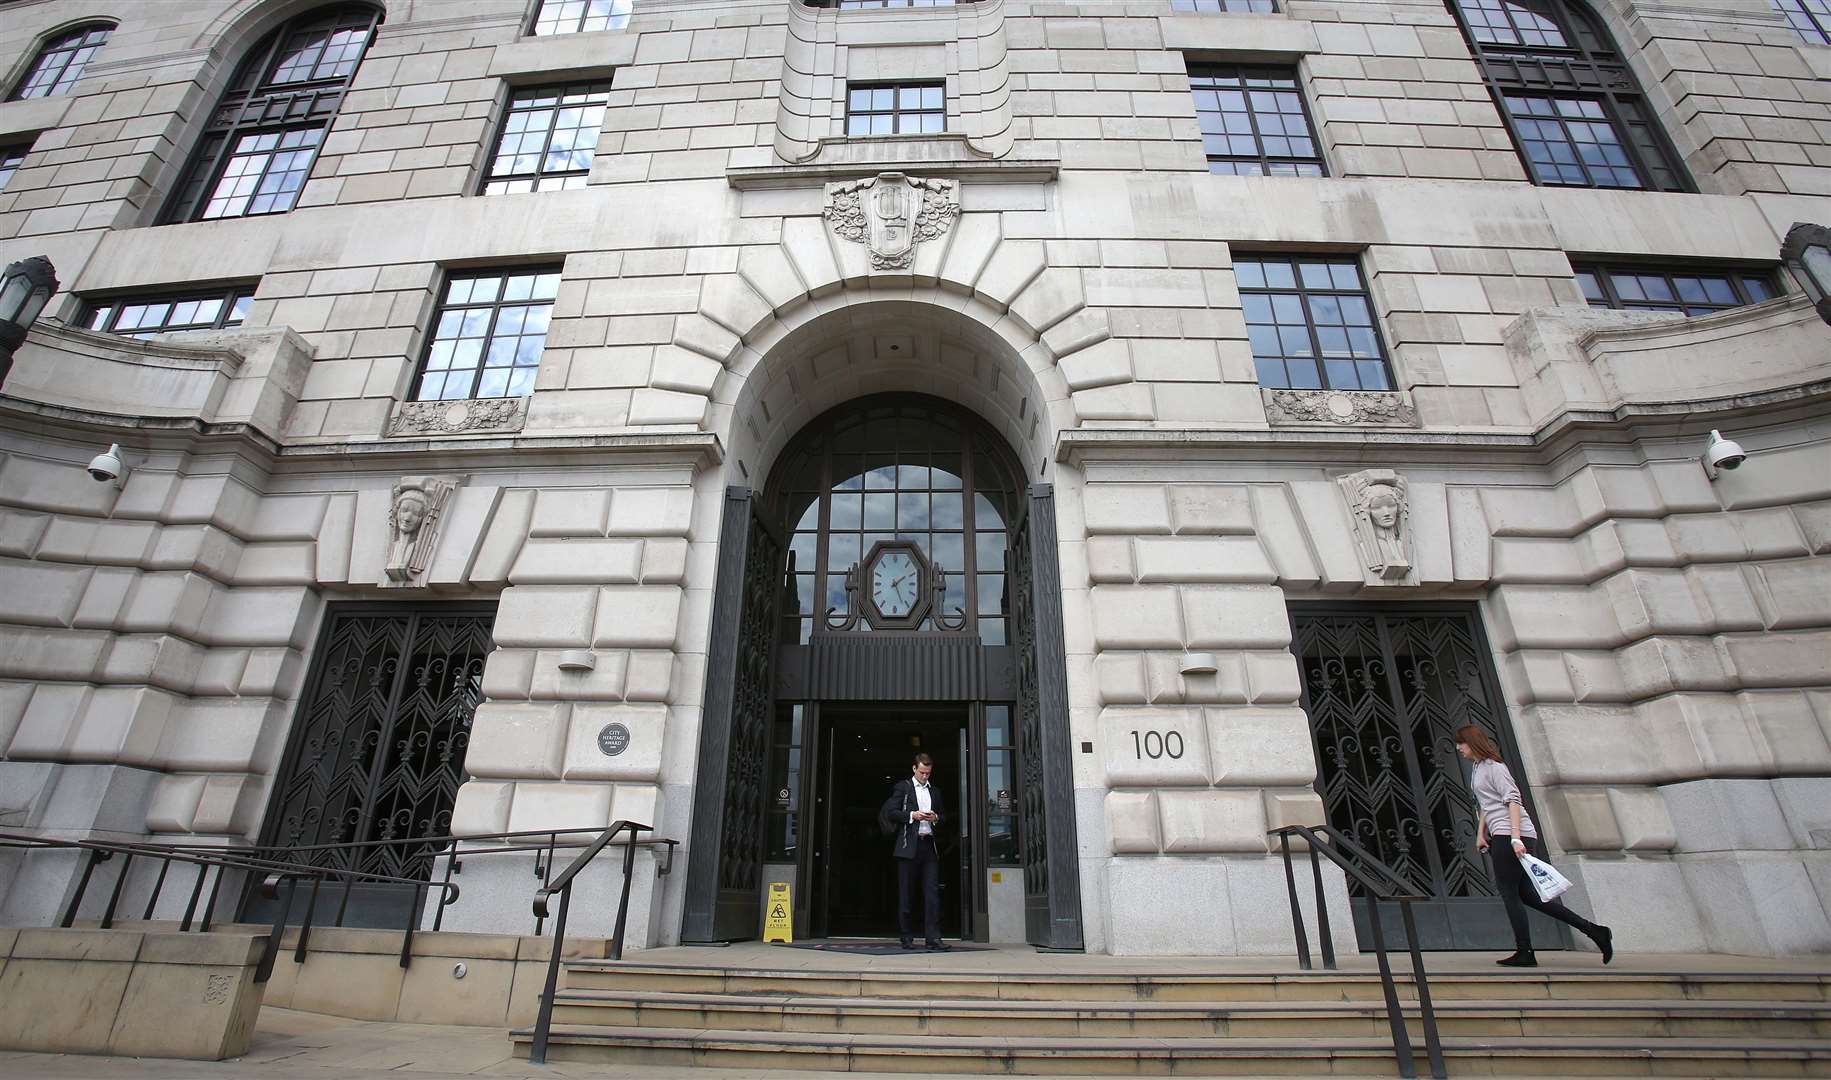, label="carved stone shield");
[824,172,960,271]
